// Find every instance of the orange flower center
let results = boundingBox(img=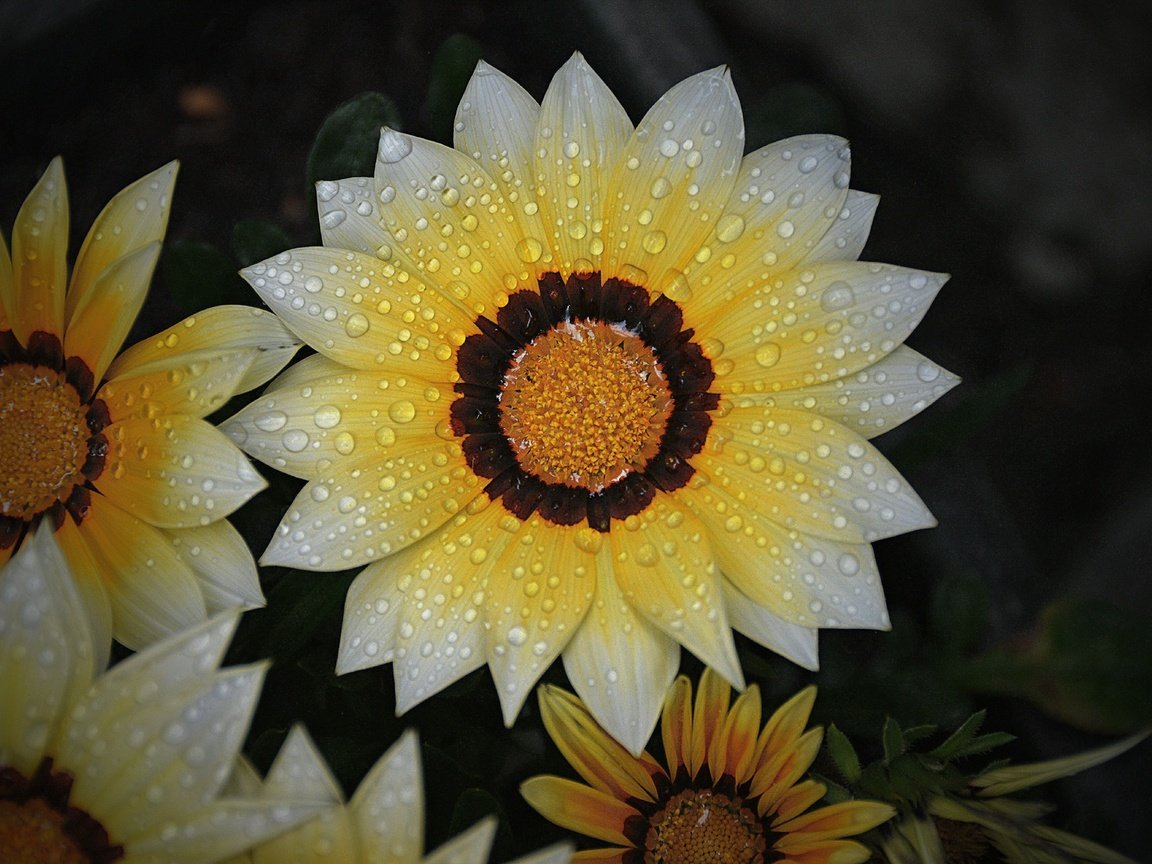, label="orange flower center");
[645,788,767,864]
[0,798,91,864]
[498,319,673,492]
[0,364,90,520]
